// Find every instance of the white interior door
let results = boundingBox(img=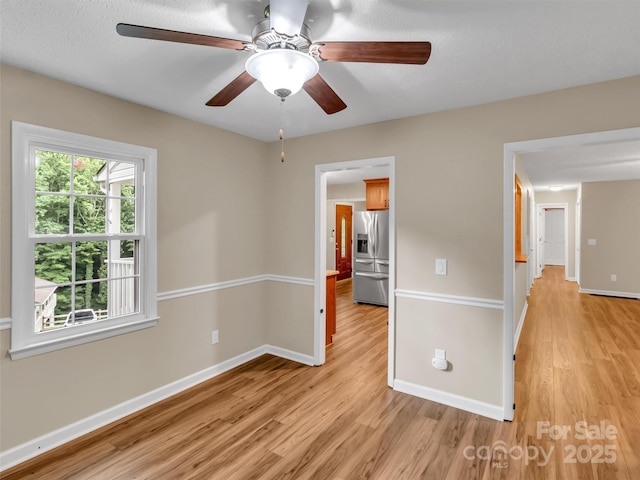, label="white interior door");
[544,208,565,266]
